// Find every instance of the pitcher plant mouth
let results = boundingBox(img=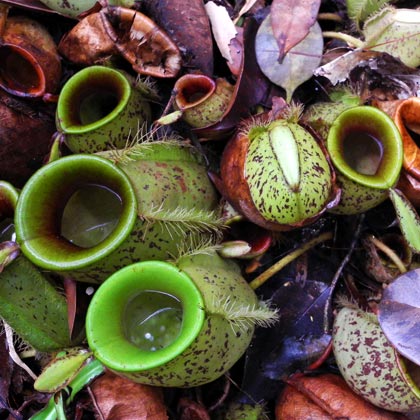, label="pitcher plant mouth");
[0,45,45,97]
[56,66,131,133]
[174,74,216,110]
[327,106,403,190]
[14,155,137,271]
[86,261,205,372]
